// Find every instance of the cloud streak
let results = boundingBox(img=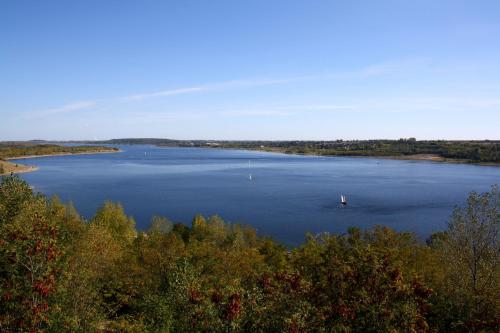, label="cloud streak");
[139,97,500,120]
[119,87,207,101]
[118,76,316,102]
[23,57,454,120]
[24,75,311,119]
[25,101,97,119]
